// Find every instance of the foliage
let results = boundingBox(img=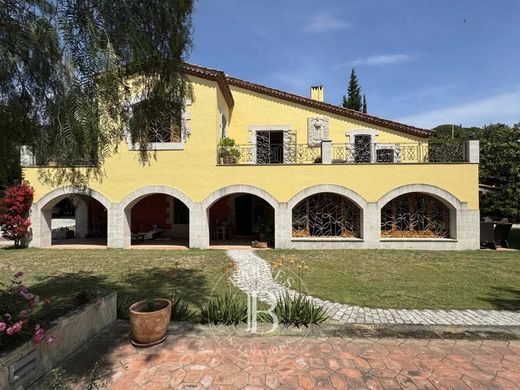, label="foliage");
[218,137,241,163]
[362,94,367,114]
[261,292,328,328]
[1,0,194,187]
[199,288,248,326]
[342,68,363,111]
[252,215,274,243]
[171,295,196,322]
[0,183,34,247]
[431,122,520,220]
